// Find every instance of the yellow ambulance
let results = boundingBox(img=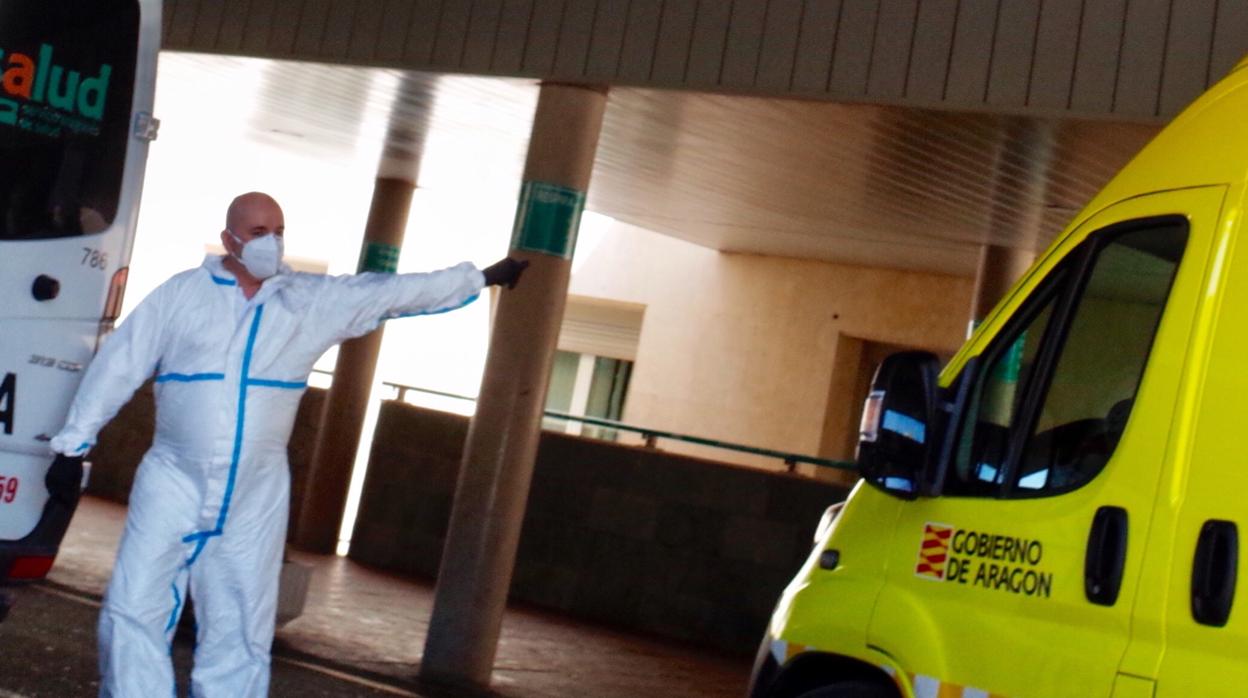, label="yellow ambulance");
[748,59,1248,698]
